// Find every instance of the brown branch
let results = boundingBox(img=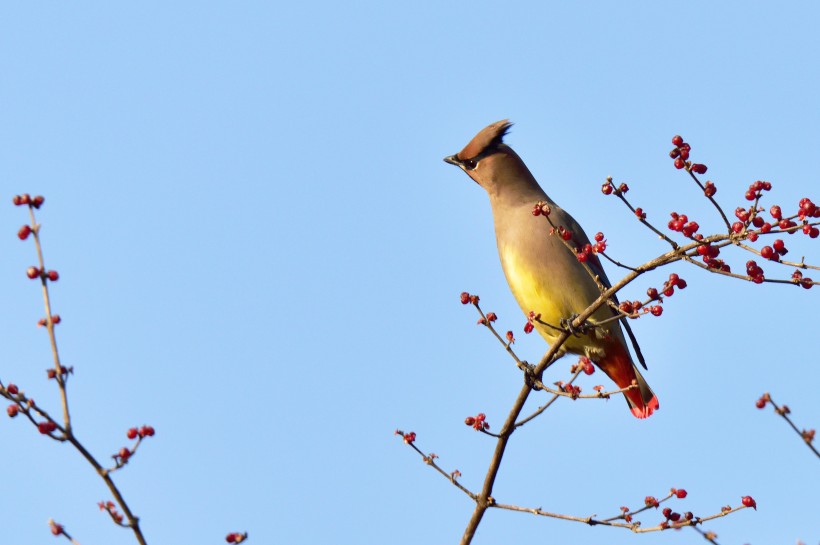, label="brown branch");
[27,207,72,434]
[11,199,149,545]
[757,393,819,459]
[493,501,750,533]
